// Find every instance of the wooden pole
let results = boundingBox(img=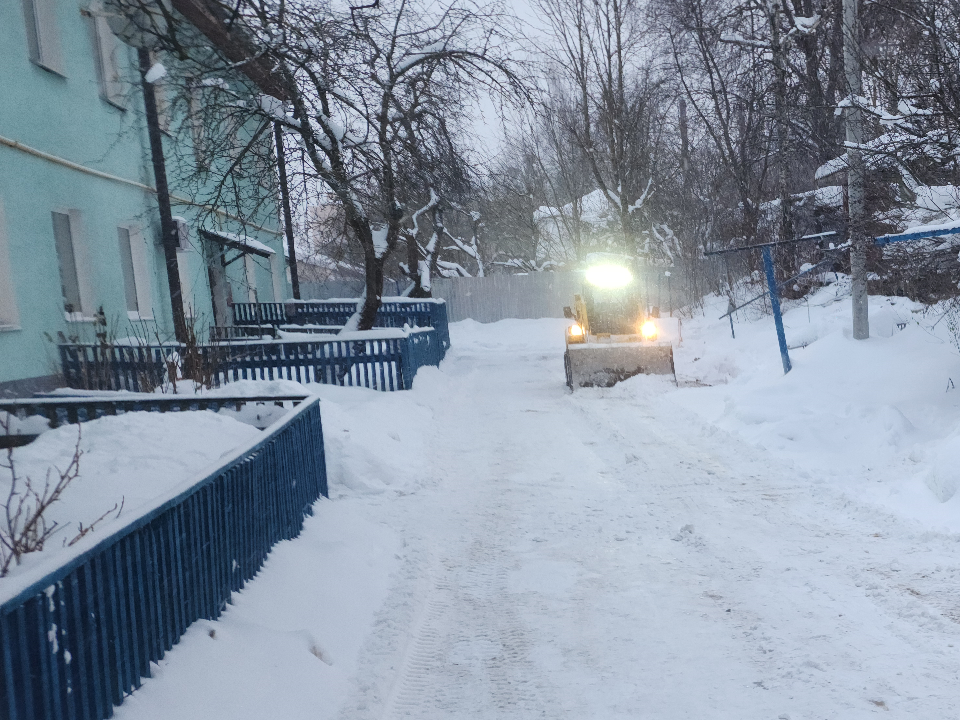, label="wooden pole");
[138,48,187,343]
